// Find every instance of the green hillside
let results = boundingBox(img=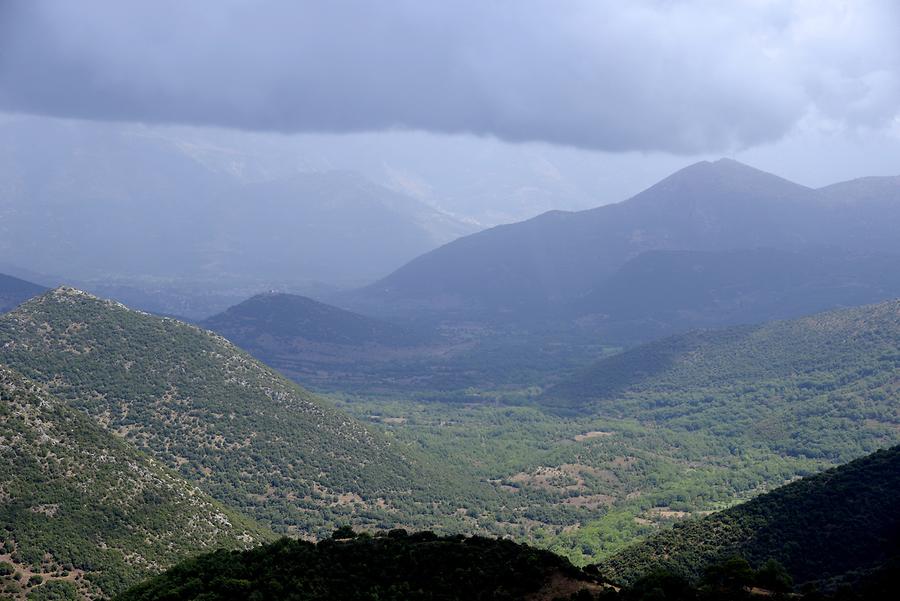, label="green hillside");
[544,300,900,458]
[0,288,497,538]
[602,445,900,589]
[114,531,606,601]
[0,364,270,600]
[110,449,900,601]
[523,300,900,562]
